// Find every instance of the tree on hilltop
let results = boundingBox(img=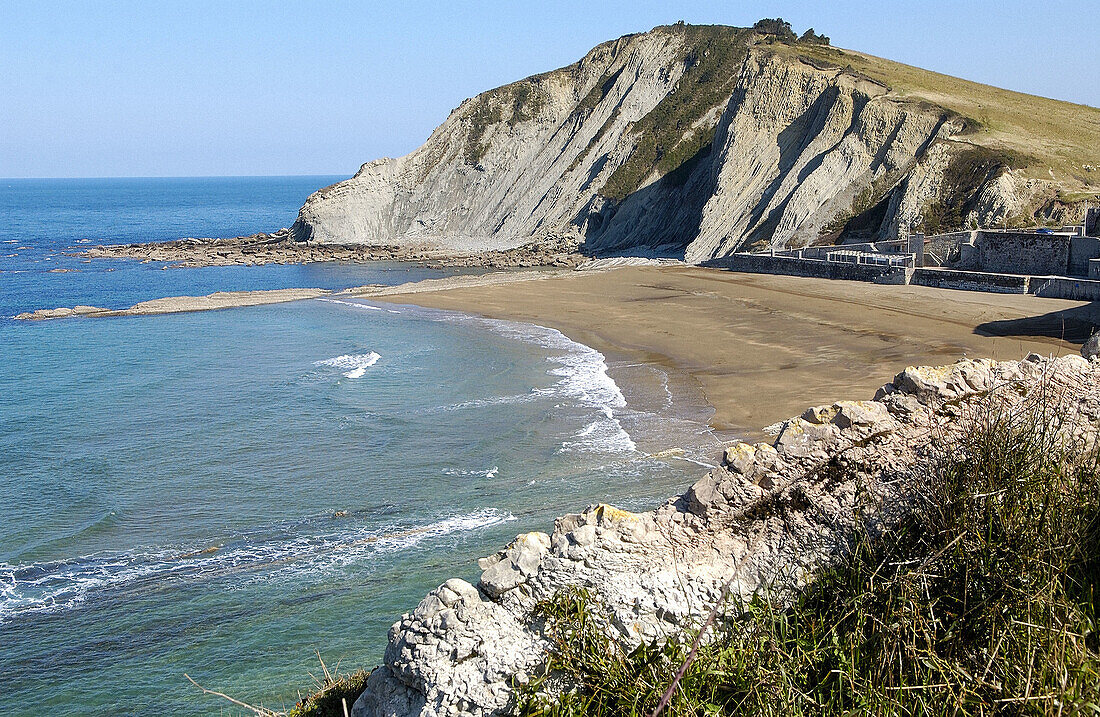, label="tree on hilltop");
[799,27,831,45]
[752,18,796,42]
